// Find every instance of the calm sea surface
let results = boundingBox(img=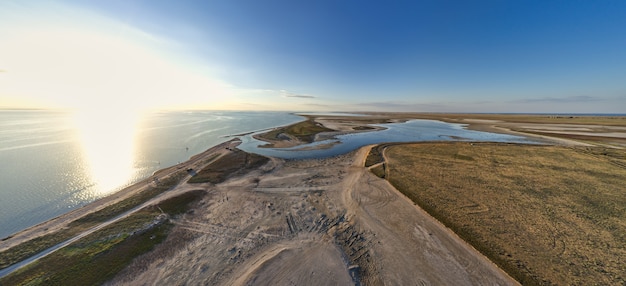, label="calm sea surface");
[0,110,534,239]
[0,110,302,239]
